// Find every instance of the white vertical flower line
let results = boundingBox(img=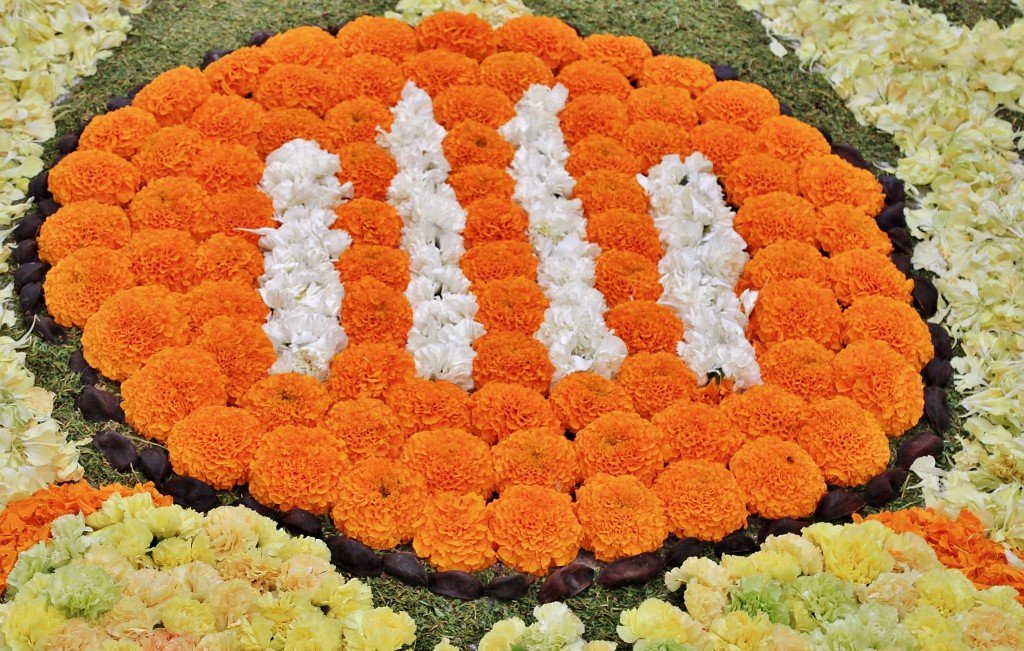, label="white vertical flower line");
[499,83,628,383]
[640,152,762,389]
[256,139,353,381]
[378,81,484,391]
